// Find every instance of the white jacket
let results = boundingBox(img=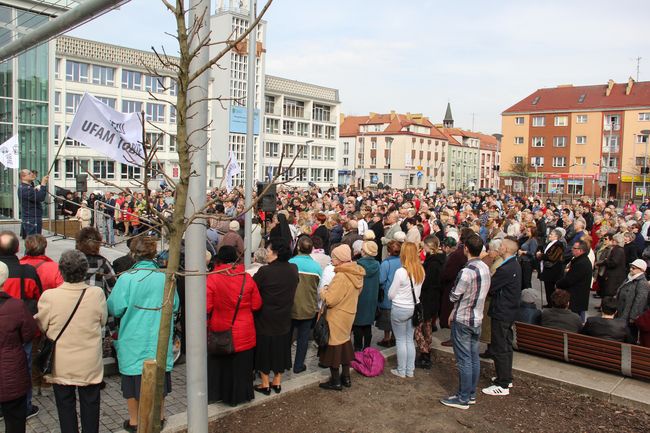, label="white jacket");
[388,267,422,309]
